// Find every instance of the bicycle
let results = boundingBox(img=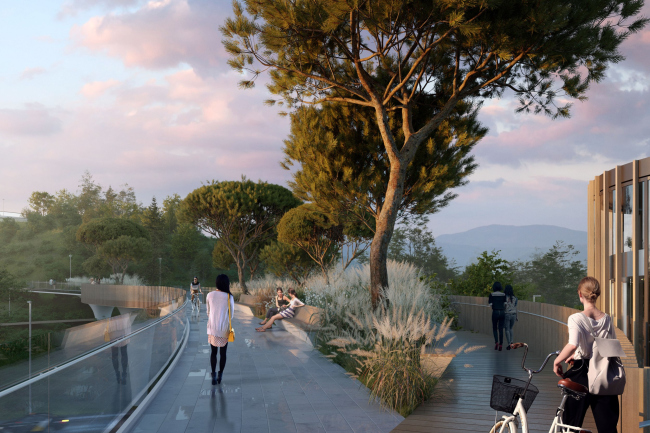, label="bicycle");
[191,291,202,313]
[489,342,591,433]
